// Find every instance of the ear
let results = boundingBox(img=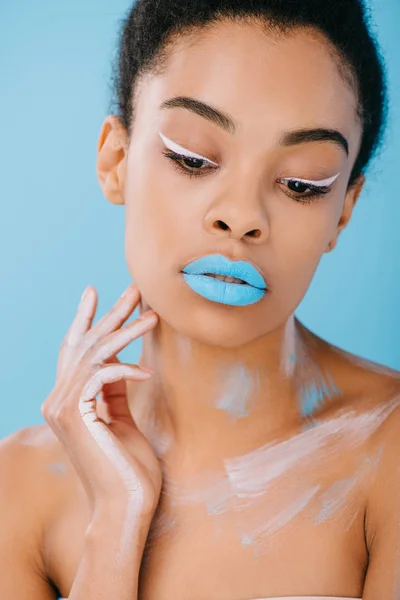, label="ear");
[96,115,129,205]
[325,173,366,253]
